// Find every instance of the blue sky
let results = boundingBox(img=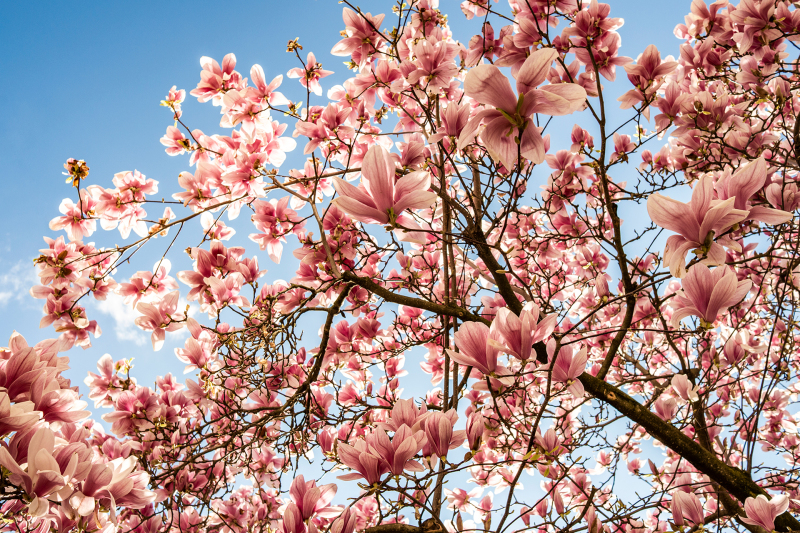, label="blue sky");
[0,0,692,421]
